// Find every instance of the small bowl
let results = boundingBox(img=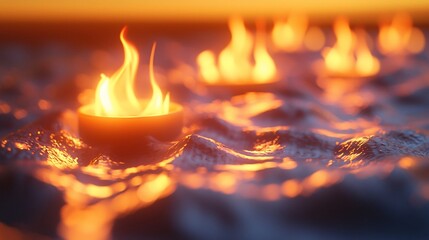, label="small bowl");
[78,102,183,151]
